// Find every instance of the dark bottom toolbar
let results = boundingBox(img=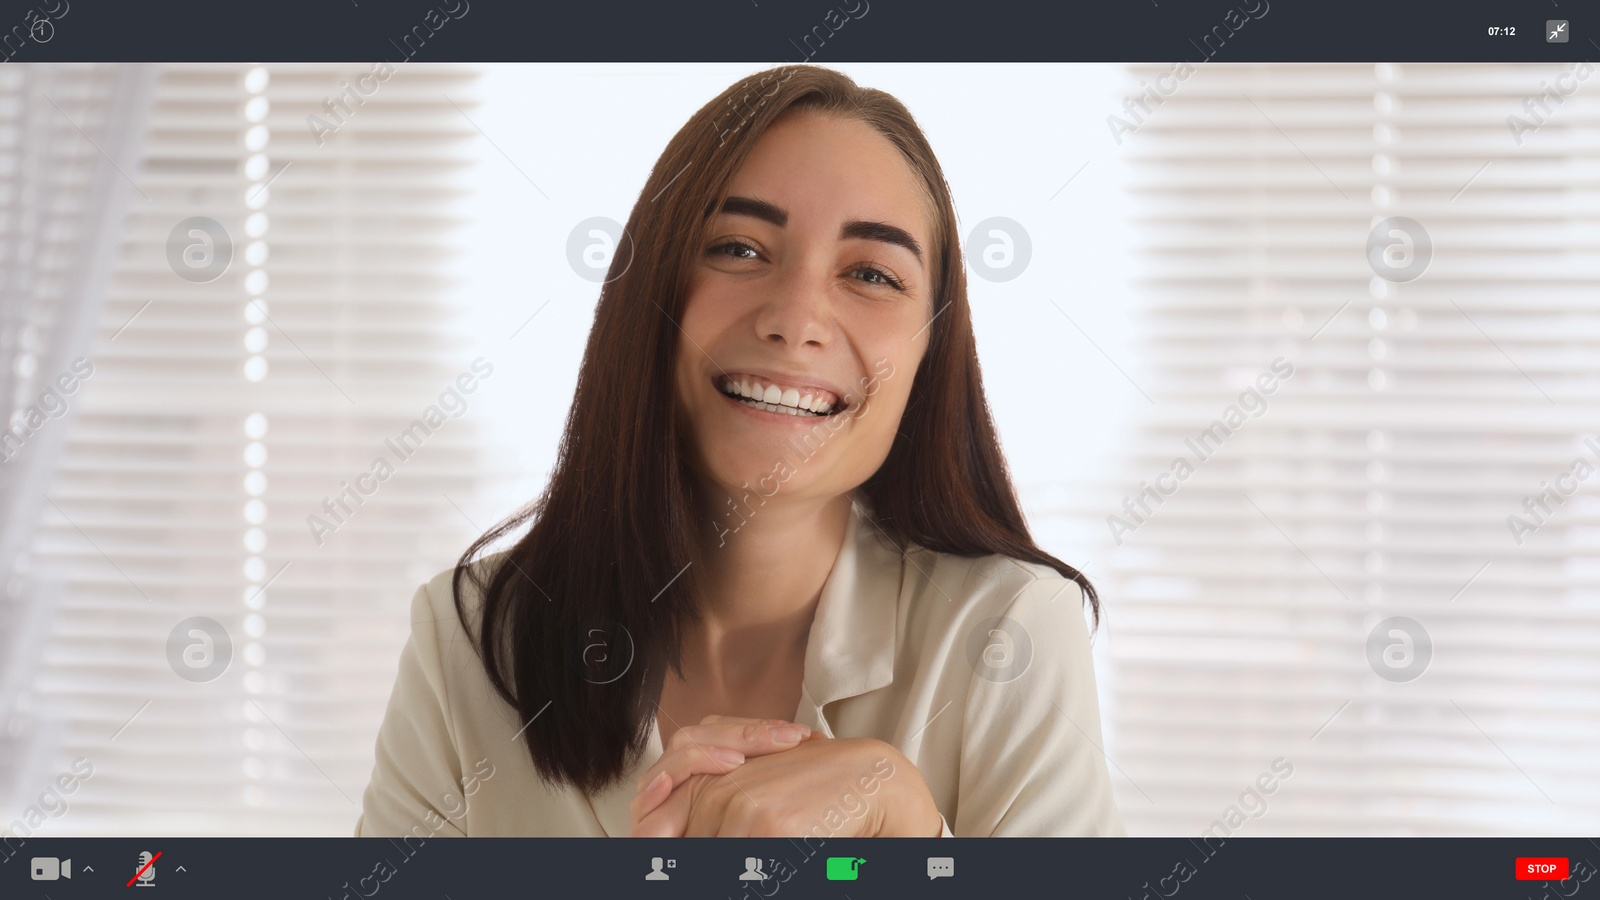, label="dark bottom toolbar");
[6,837,1596,899]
